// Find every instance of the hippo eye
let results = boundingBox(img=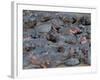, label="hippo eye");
[57,46,65,53]
[72,17,77,24]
